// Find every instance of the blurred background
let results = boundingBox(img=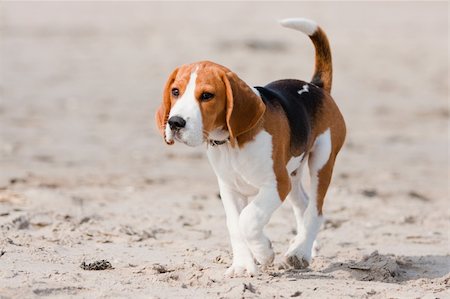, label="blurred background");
[0,2,447,195]
[0,2,448,297]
